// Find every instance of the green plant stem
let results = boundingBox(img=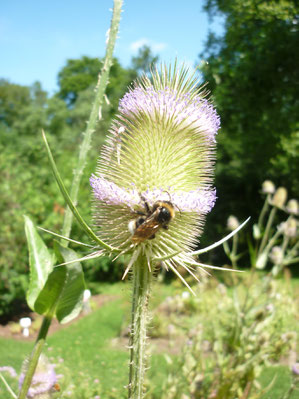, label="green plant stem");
[258,194,270,230]
[271,234,291,277]
[263,226,283,255]
[61,0,123,242]
[128,257,153,399]
[0,373,17,399]
[286,239,299,258]
[231,233,238,268]
[17,315,52,399]
[258,206,277,256]
[284,256,299,265]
